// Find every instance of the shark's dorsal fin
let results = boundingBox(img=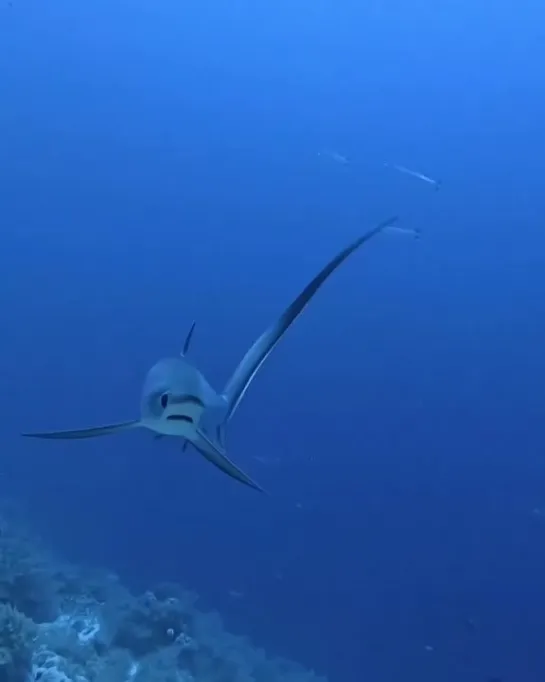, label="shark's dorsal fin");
[222,216,398,421]
[181,321,196,356]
